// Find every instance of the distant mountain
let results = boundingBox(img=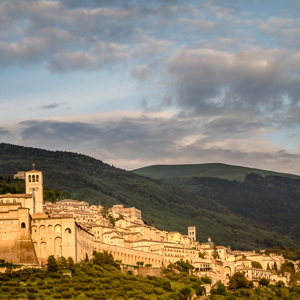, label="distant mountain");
[1,143,299,250]
[132,163,300,181]
[133,163,300,247]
